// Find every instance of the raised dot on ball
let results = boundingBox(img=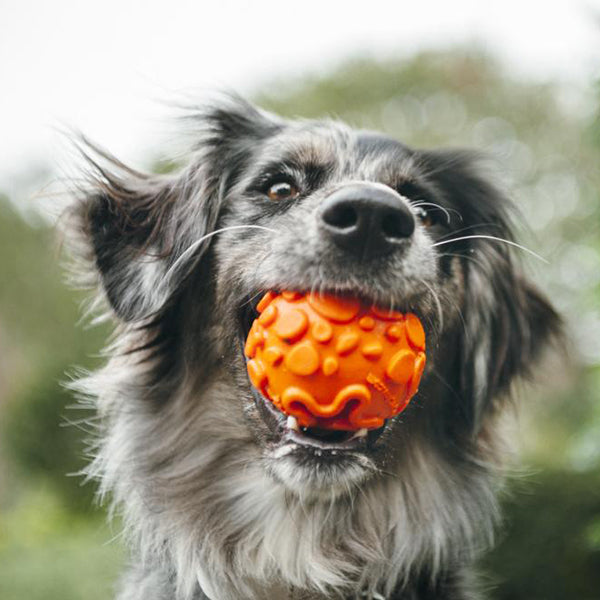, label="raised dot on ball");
[335,332,360,355]
[285,341,320,376]
[273,308,308,341]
